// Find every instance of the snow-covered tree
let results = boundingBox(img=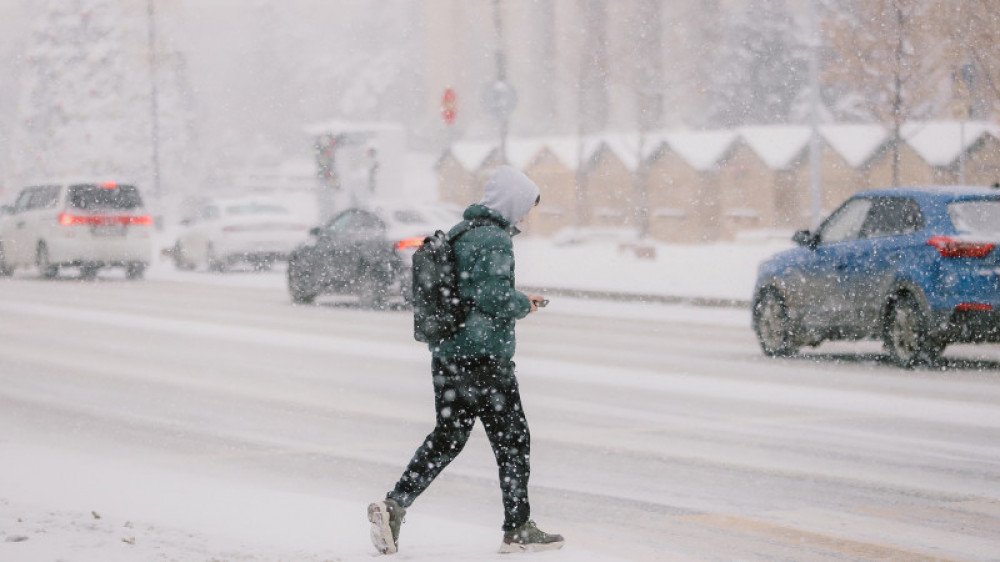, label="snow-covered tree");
[824,0,945,184]
[152,47,199,200]
[212,0,420,156]
[707,0,809,127]
[577,0,611,136]
[929,0,1000,120]
[624,0,666,238]
[315,1,421,126]
[16,0,149,182]
[663,0,725,129]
